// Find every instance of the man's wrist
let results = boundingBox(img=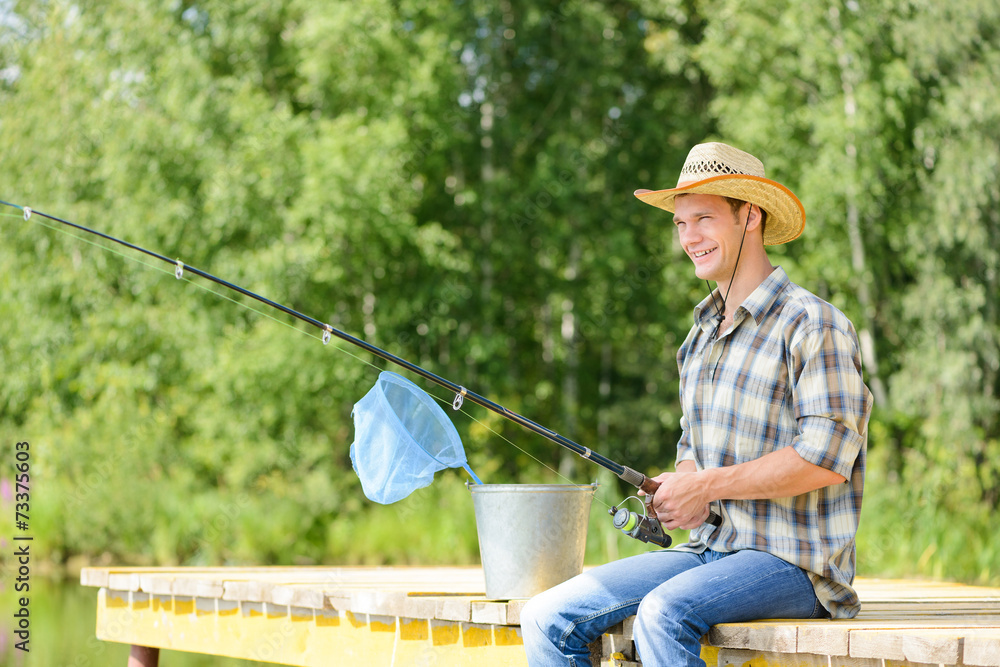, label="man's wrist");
[698,466,726,504]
